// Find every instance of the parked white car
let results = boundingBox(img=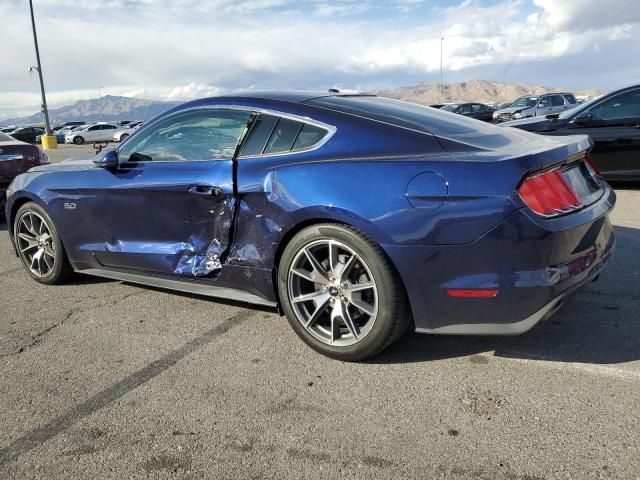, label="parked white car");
[113,122,144,142]
[65,123,119,144]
